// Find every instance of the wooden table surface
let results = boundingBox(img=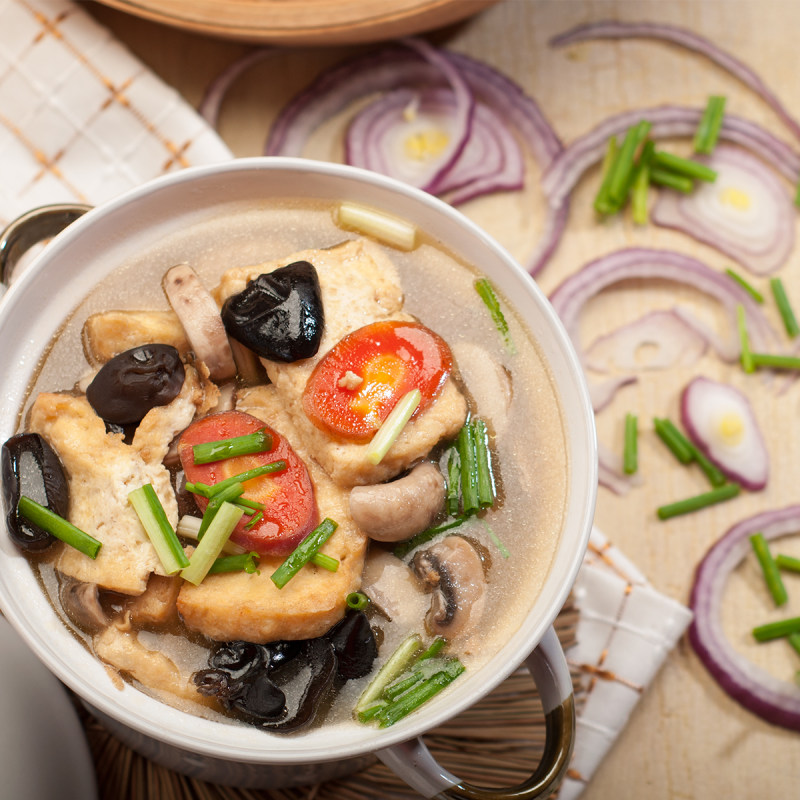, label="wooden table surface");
[87,1,800,797]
